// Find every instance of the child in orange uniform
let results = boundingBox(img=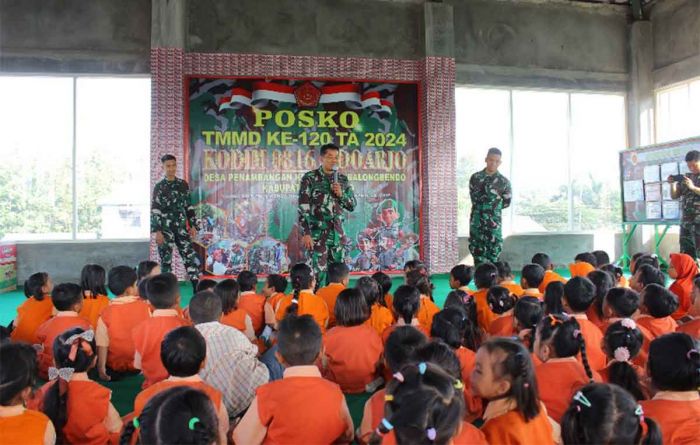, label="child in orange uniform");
[35,283,91,380]
[322,288,383,394]
[237,270,266,334]
[316,262,349,328]
[471,338,554,445]
[561,383,661,444]
[636,283,679,339]
[533,314,599,423]
[213,279,255,341]
[262,274,288,332]
[676,274,700,337]
[358,327,427,444]
[472,262,499,331]
[486,286,517,337]
[132,273,189,388]
[78,264,110,329]
[520,264,545,299]
[495,261,524,297]
[276,263,329,333]
[569,252,597,278]
[371,361,486,445]
[600,263,629,288]
[586,270,615,330]
[10,272,54,344]
[372,271,394,312]
[602,287,652,368]
[0,343,56,445]
[405,268,440,333]
[599,318,648,400]
[640,333,700,445]
[562,277,606,371]
[430,308,482,420]
[449,264,475,296]
[30,328,122,444]
[532,253,566,294]
[131,326,229,444]
[382,285,429,343]
[96,265,152,381]
[356,276,393,337]
[233,314,354,444]
[668,252,698,319]
[513,297,545,360]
